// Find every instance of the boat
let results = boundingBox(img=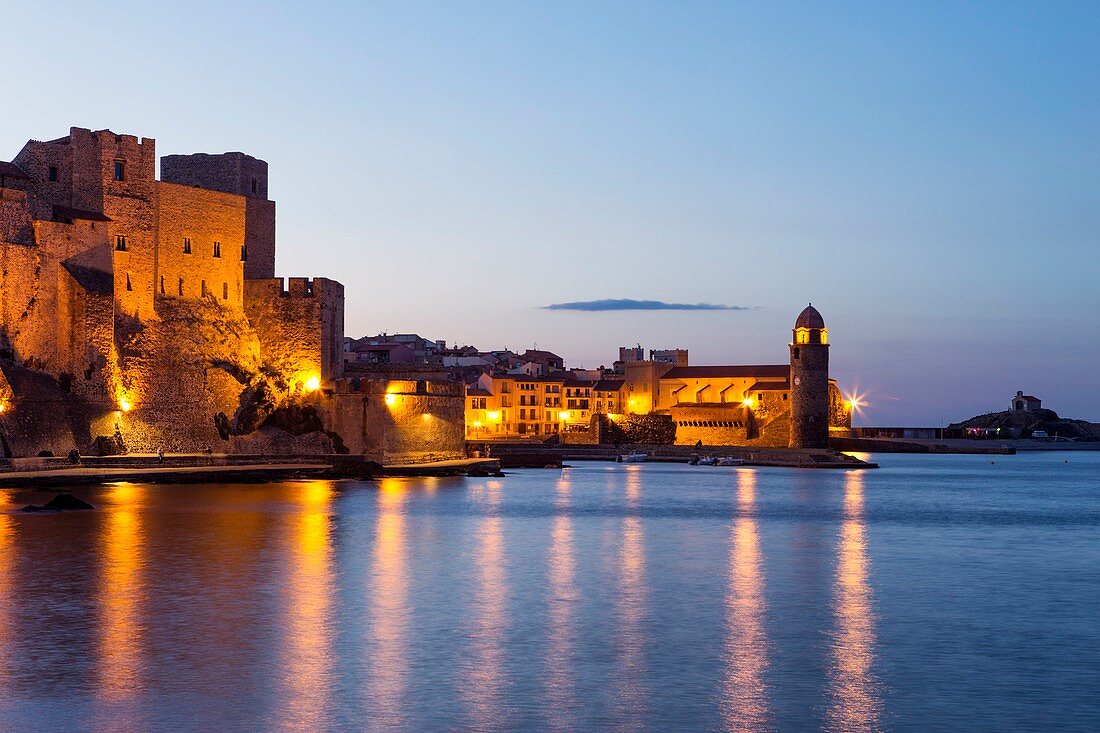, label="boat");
[716,457,746,466]
[694,455,718,466]
[617,451,649,463]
